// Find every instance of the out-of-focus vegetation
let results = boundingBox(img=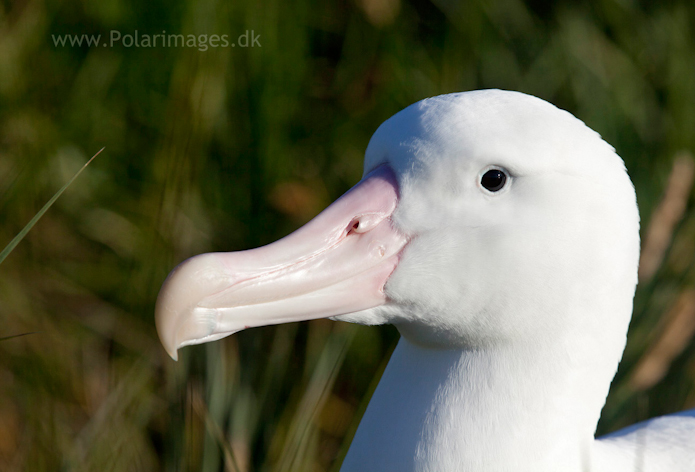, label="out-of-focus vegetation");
[1,0,695,470]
